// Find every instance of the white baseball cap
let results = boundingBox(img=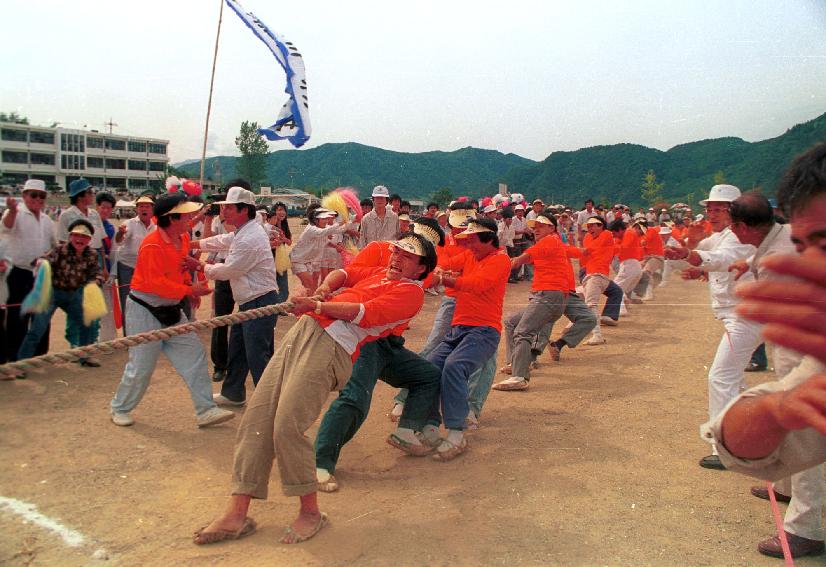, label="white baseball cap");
[514,204,525,210]
[699,184,741,206]
[215,186,256,206]
[372,185,390,198]
[23,179,46,192]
